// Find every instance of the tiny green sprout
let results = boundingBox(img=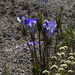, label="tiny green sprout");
[43,70,49,74]
[60,64,67,69]
[69,53,73,56]
[55,73,60,75]
[51,64,58,70]
[59,47,65,52]
[68,56,74,61]
[58,68,65,73]
[68,70,73,74]
[60,60,66,64]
